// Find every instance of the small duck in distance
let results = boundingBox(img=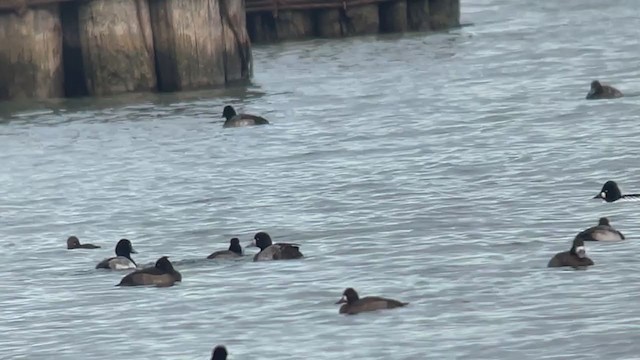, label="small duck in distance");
[66,236,101,249]
[547,236,594,269]
[207,237,243,259]
[593,180,640,202]
[576,217,625,242]
[586,80,623,100]
[222,105,269,128]
[247,232,303,261]
[335,288,408,315]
